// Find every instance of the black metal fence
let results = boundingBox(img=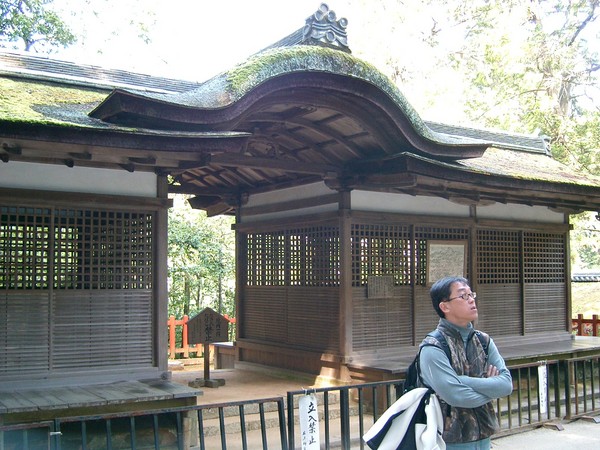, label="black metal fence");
[2,356,600,450]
